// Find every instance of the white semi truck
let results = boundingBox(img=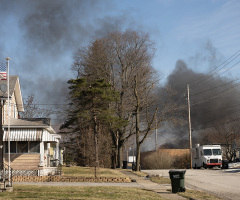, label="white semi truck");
[192,144,222,169]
